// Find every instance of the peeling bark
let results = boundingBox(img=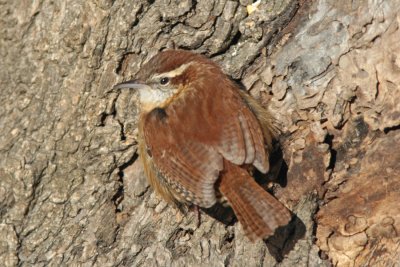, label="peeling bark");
[0,0,399,266]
